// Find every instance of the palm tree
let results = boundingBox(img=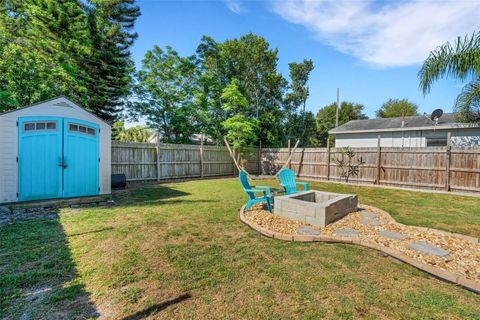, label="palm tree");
[418,31,480,122]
